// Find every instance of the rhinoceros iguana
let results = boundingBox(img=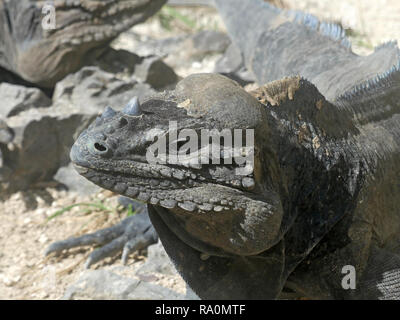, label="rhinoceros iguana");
[47,0,400,299]
[0,0,166,88]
